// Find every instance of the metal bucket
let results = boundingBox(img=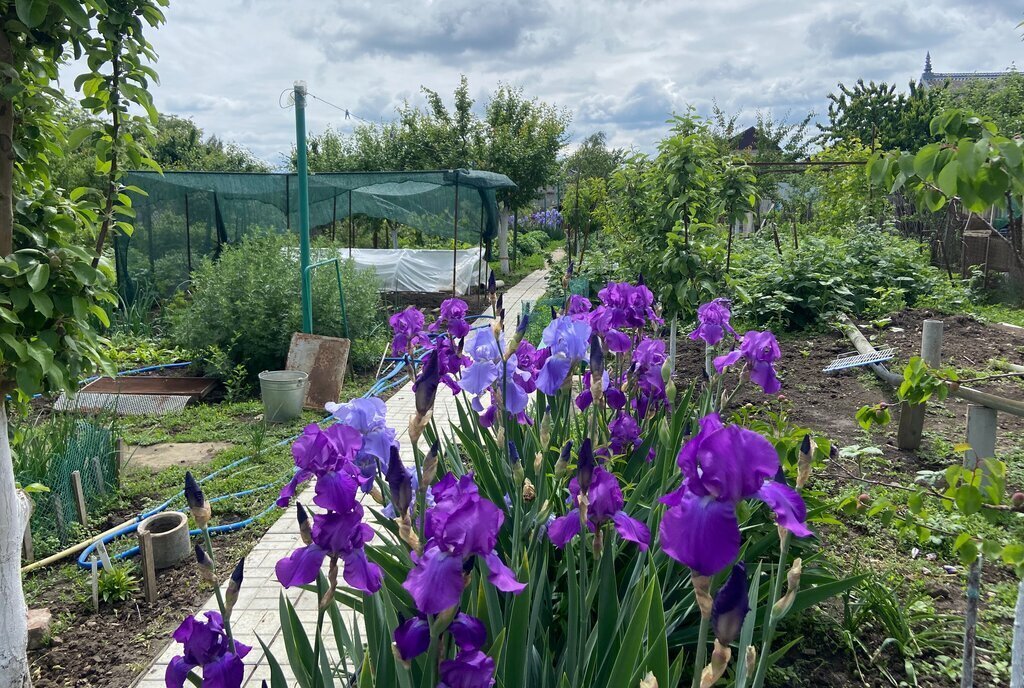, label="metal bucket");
[258,370,308,423]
